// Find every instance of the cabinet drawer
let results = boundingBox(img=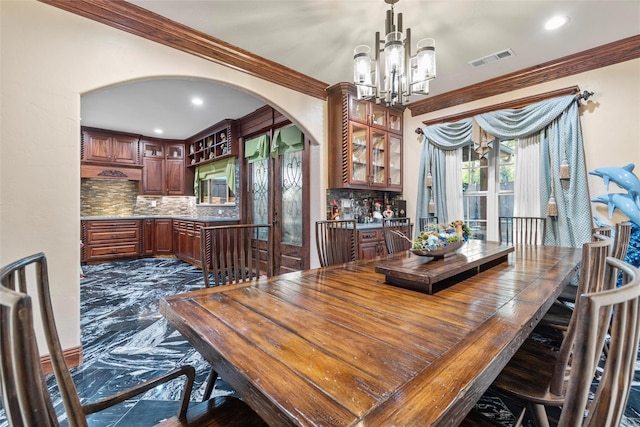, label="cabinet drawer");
[87,228,140,243]
[86,243,140,259]
[358,229,381,243]
[85,220,140,230]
